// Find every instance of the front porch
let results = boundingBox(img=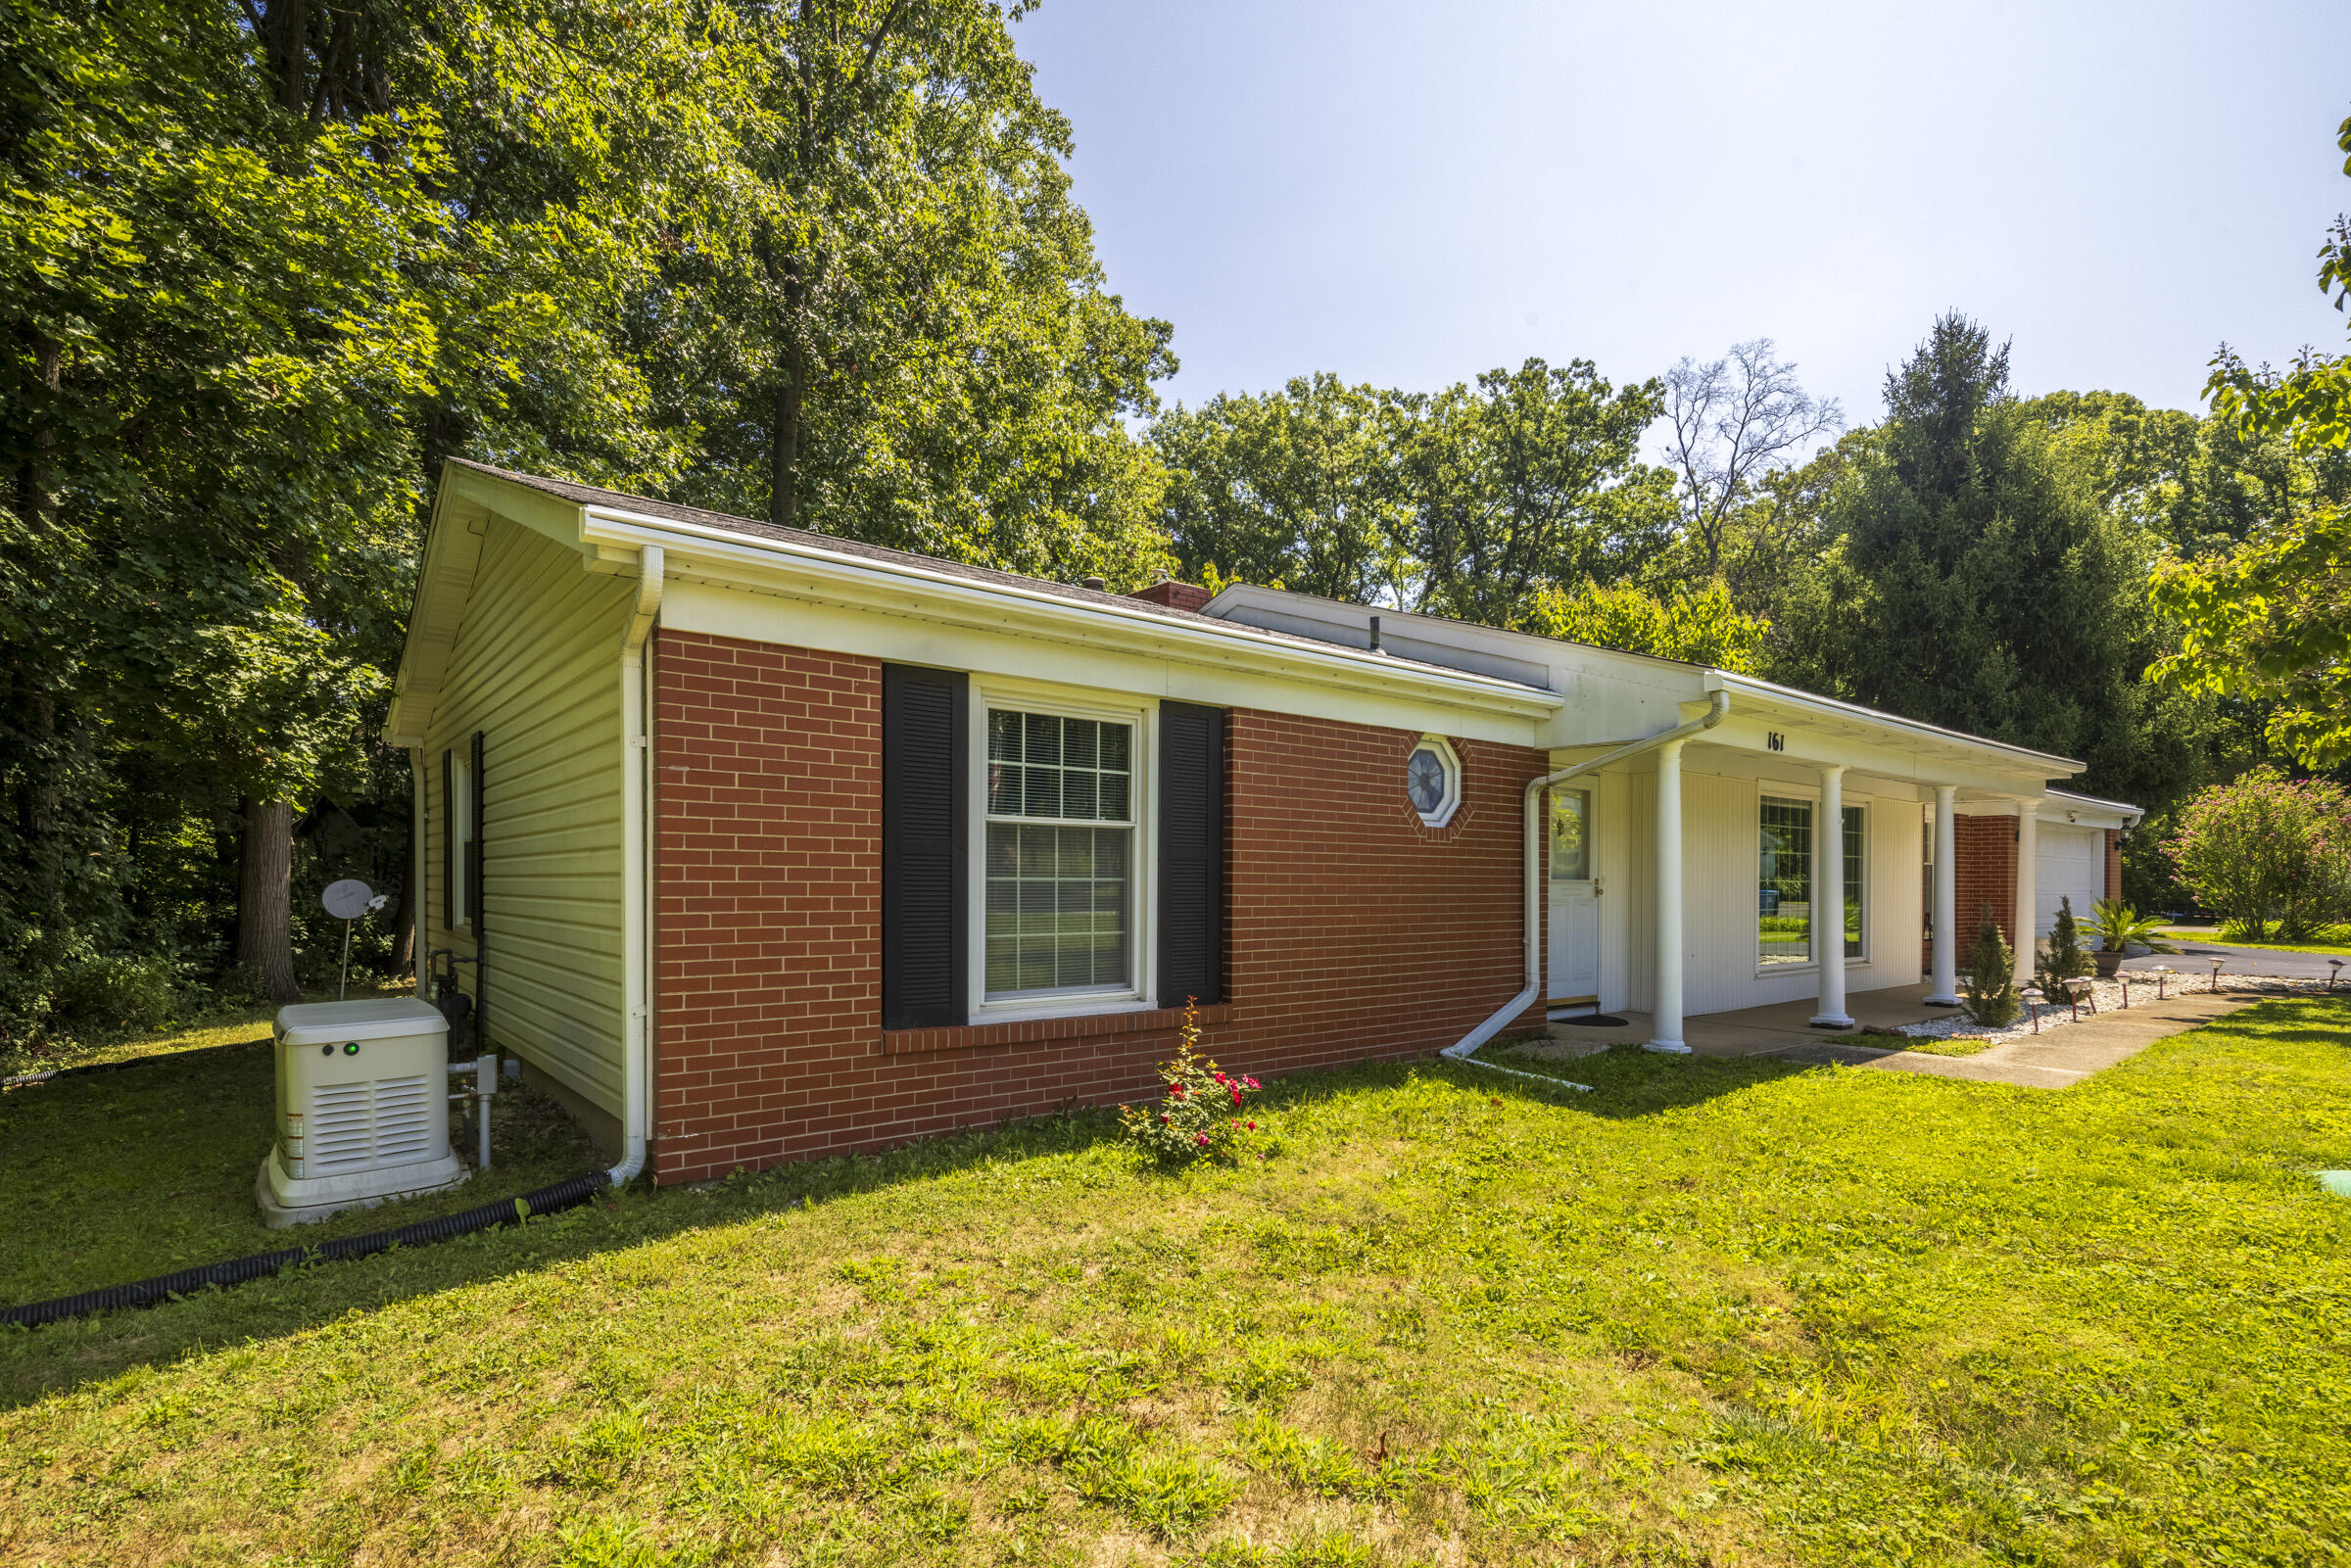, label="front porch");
[1540,983,1953,1057]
